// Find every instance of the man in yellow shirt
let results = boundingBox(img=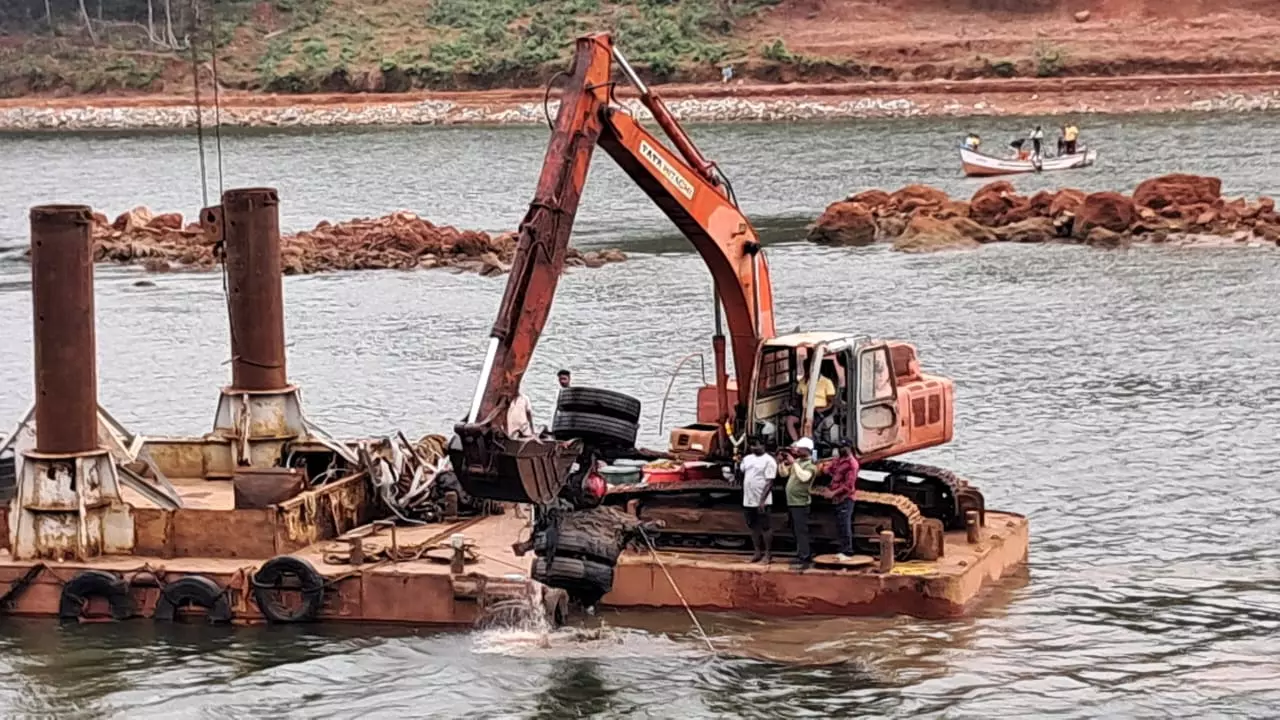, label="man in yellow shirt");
[787,362,837,442]
[1064,123,1080,154]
